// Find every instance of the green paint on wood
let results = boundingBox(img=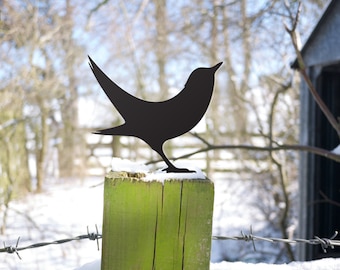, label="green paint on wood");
[101,172,214,270]
[180,180,214,269]
[153,180,183,269]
